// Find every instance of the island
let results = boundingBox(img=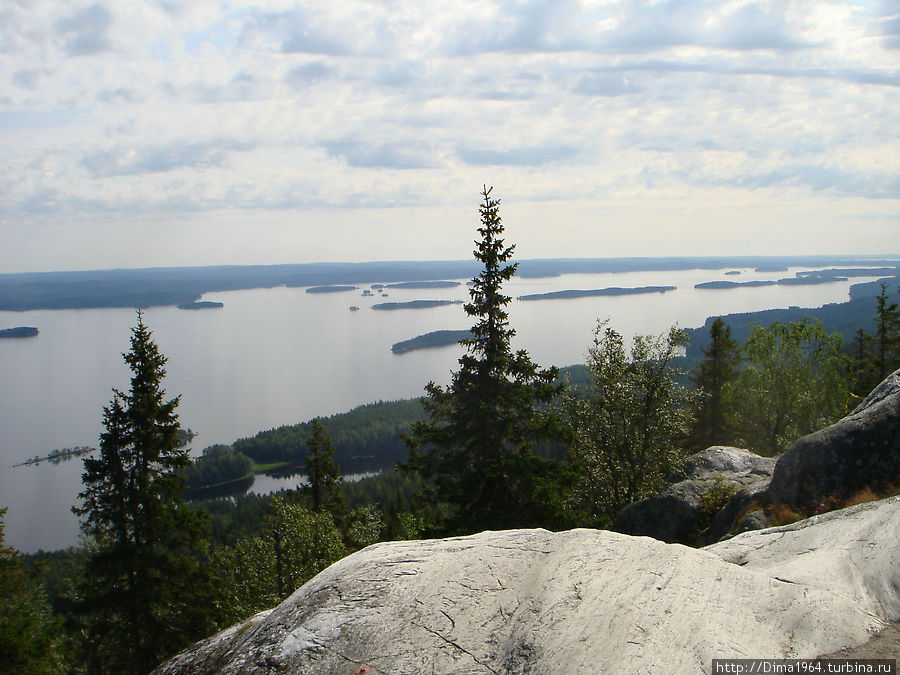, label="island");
[517,286,676,301]
[725,270,741,275]
[384,281,462,289]
[176,301,223,310]
[371,300,463,311]
[694,280,777,289]
[306,285,358,293]
[392,329,472,354]
[0,326,38,338]
[777,276,847,286]
[13,446,94,467]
